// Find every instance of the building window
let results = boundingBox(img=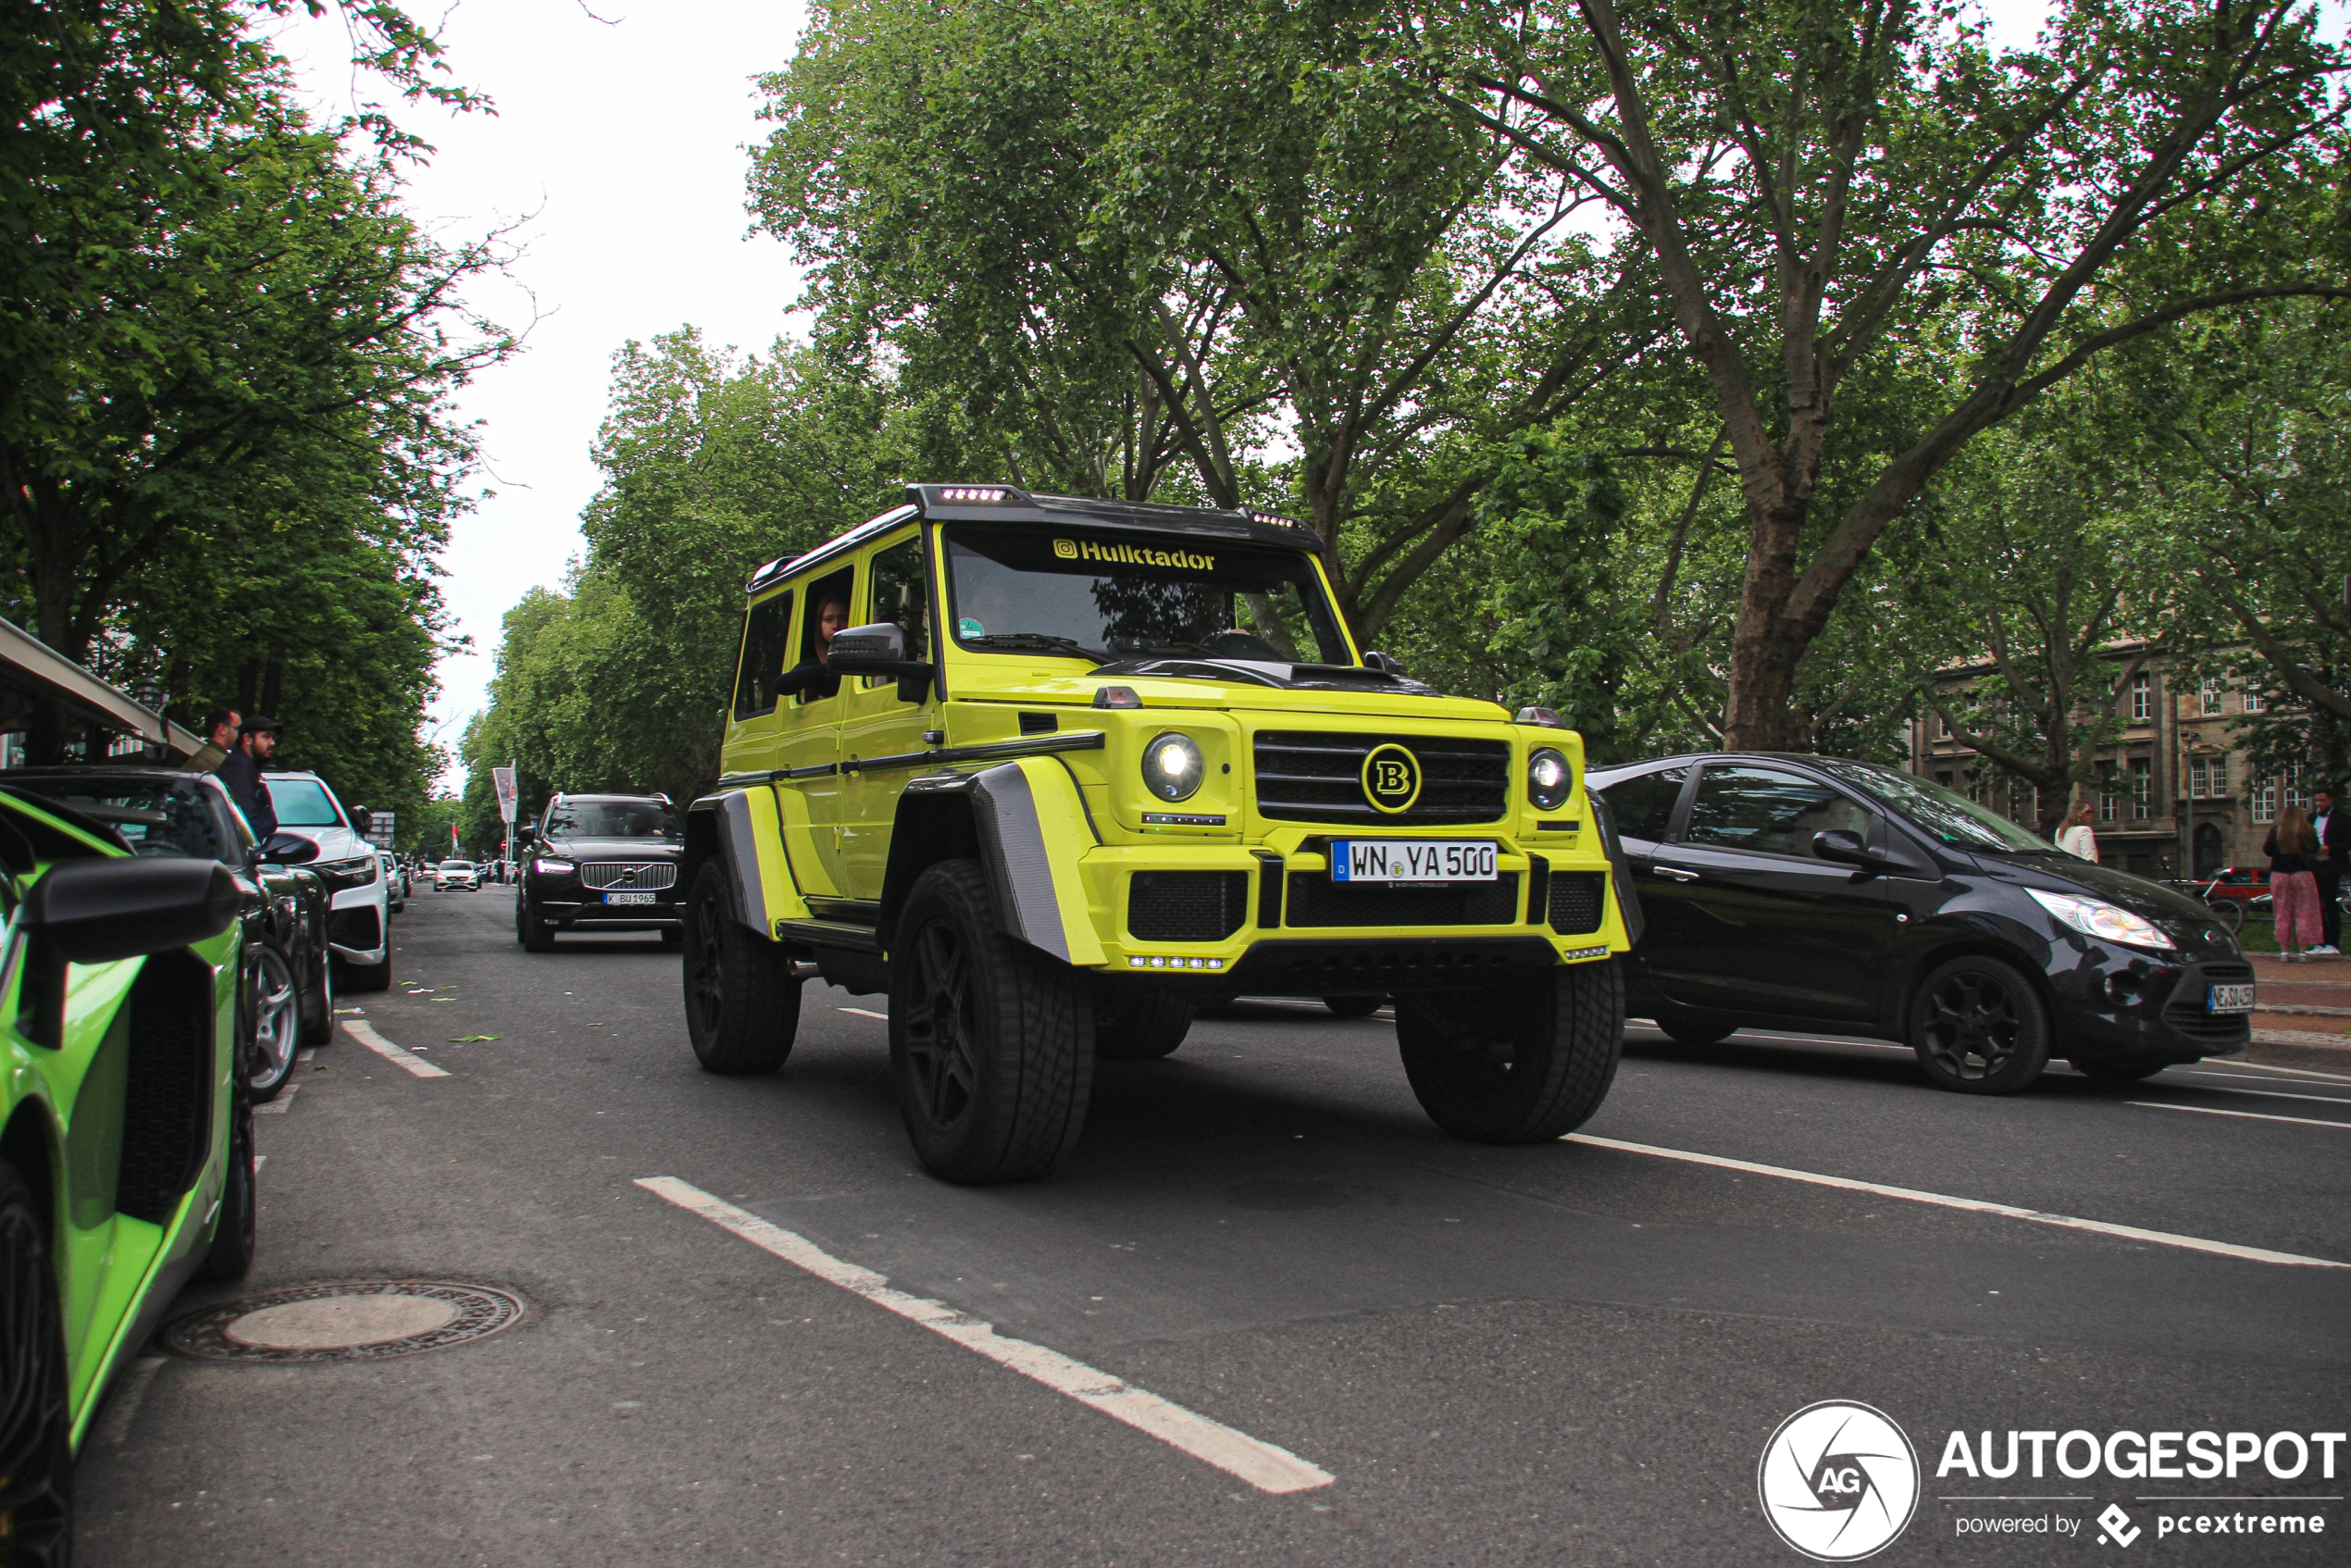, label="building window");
[2243,687,2266,715]
[2254,765,2302,822]
[2128,754,2152,820]
[2188,756,2228,799]
[2129,672,2152,722]
[2200,679,2222,716]
[2098,762,2120,822]
[2285,763,2308,815]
